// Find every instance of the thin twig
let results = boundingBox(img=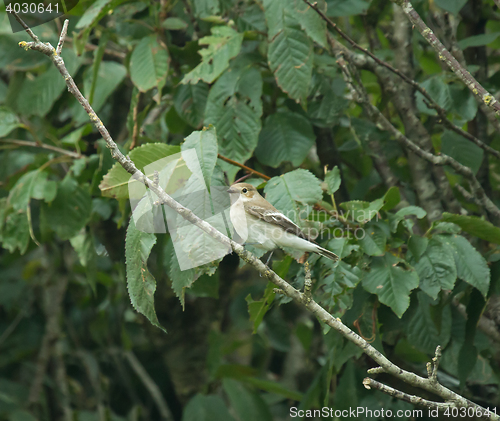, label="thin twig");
[363,378,450,411]
[367,367,385,374]
[124,351,173,421]
[0,307,27,347]
[13,12,39,42]
[455,184,476,203]
[130,90,141,150]
[56,19,69,55]
[217,154,270,180]
[303,262,312,302]
[1,139,82,158]
[429,346,441,383]
[65,36,127,59]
